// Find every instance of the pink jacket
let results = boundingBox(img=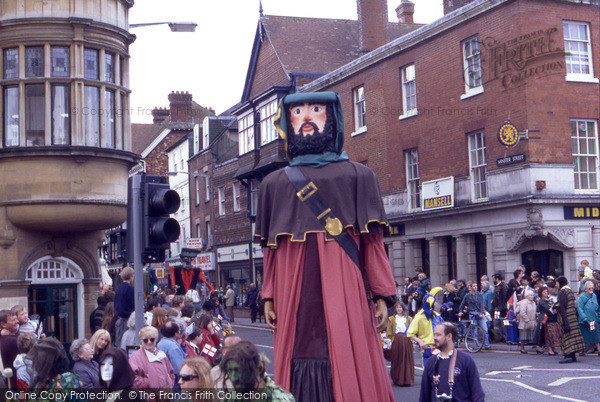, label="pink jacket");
[129,347,175,389]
